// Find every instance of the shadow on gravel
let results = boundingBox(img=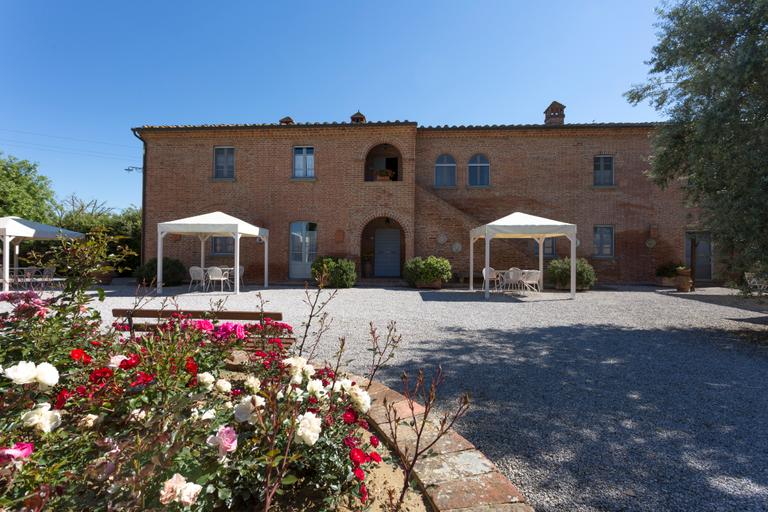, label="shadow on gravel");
[418,291,572,303]
[658,289,768,315]
[379,324,768,512]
